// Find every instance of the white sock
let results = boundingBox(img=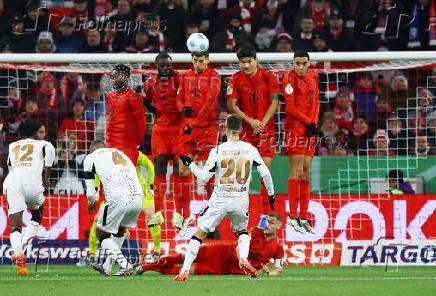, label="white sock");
[112,235,125,249]
[237,233,250,260]
[10,231,23,255]
[22,221,39,252]
[101,238,130,269]
[181,238,201,273]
